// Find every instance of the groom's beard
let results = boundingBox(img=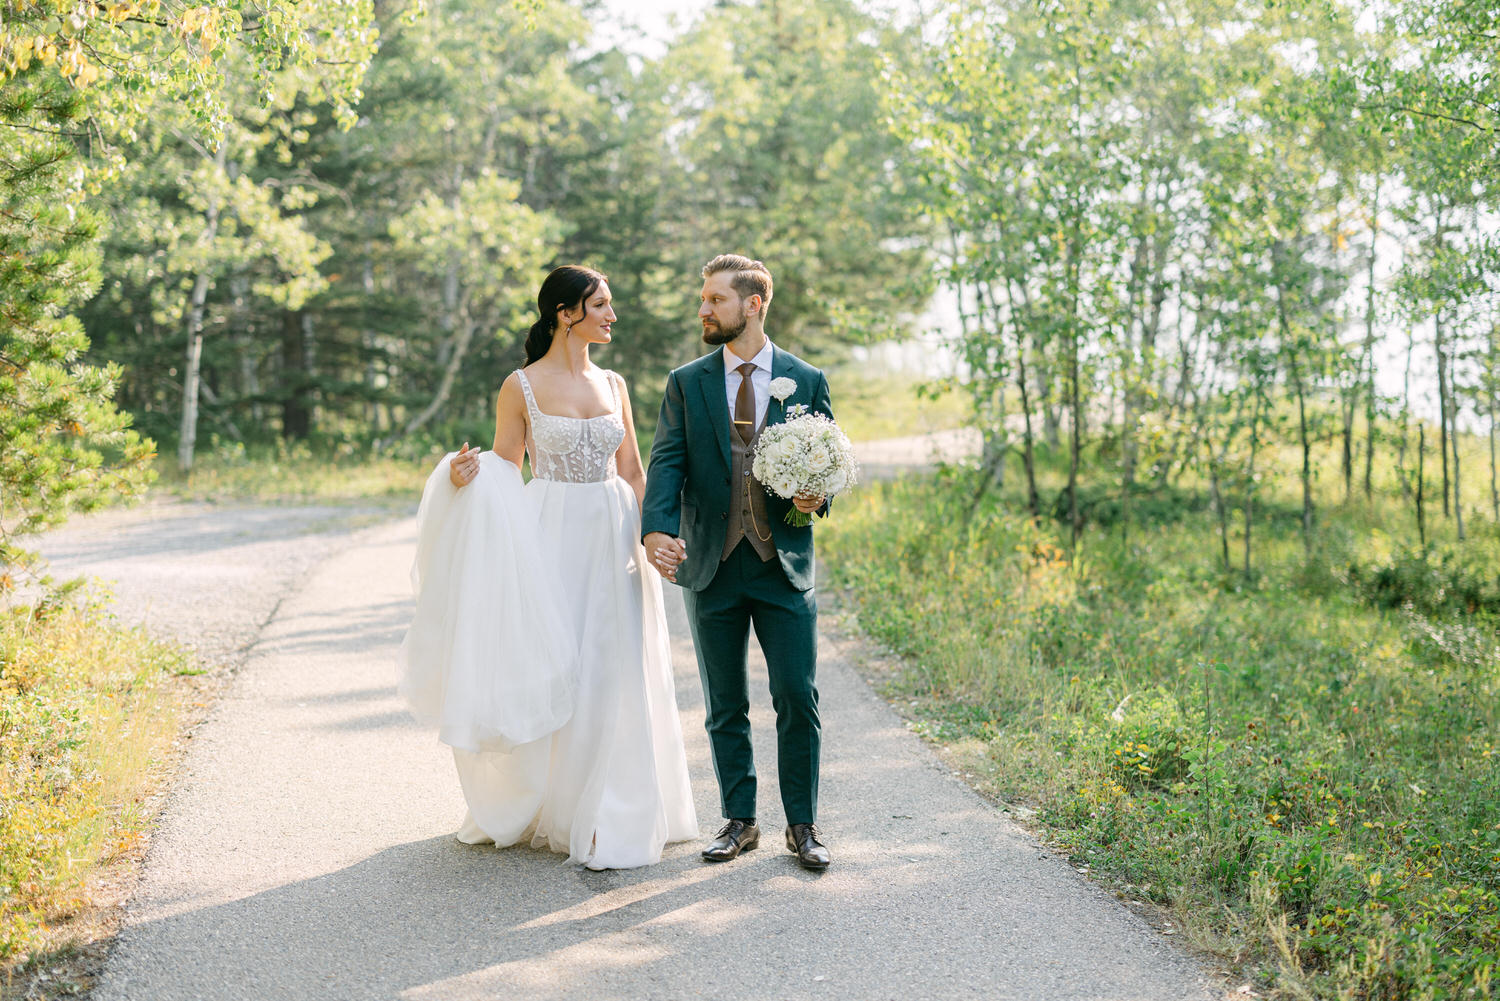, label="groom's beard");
[701,313,746,345]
